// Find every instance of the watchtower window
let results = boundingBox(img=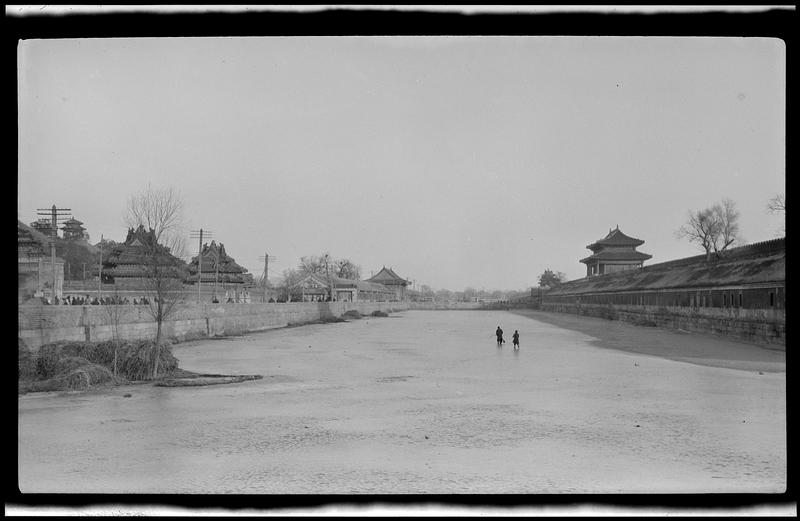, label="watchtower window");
[770,291,775,307]
[738,293,743,307]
